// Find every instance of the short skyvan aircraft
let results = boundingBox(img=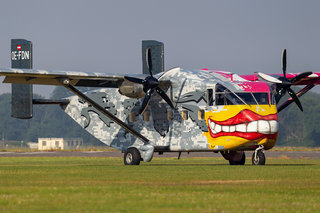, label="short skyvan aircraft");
[1,39,319,165]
